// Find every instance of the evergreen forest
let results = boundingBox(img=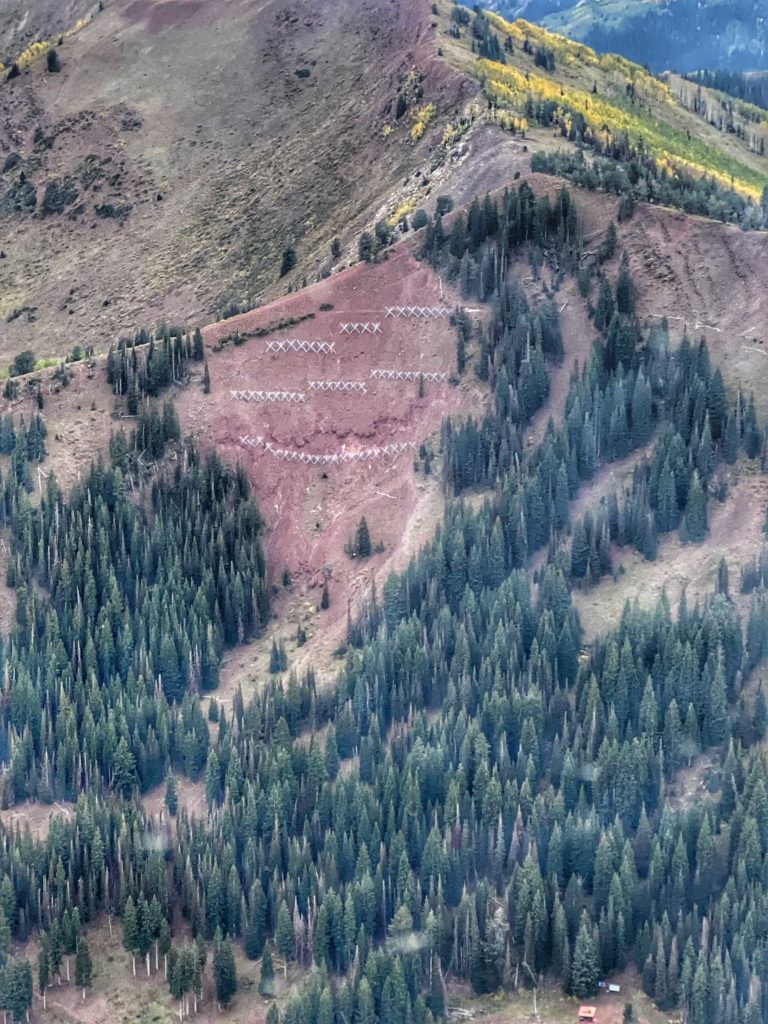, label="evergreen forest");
[0,183,765,1024]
